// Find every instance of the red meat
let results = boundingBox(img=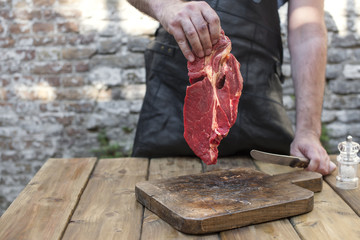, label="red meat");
[184,30,243,165]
